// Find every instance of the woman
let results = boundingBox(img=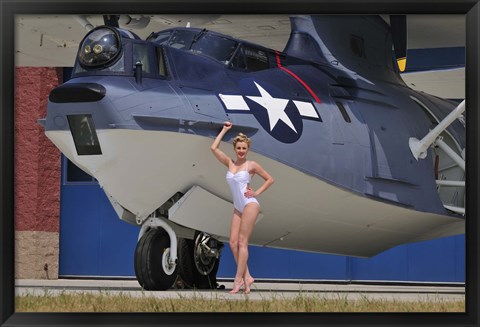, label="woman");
[211,122,274,294]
